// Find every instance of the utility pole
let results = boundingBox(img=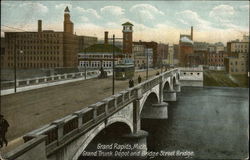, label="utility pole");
[14,33,17,93]
[112,34,115,95]
[146,49,149,79]
[84,49,87,80]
